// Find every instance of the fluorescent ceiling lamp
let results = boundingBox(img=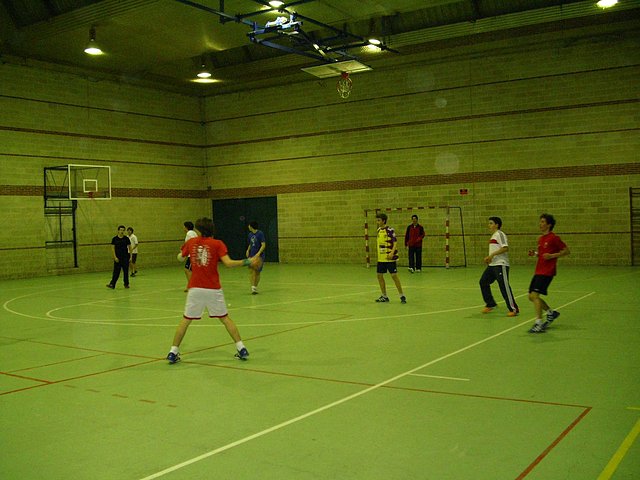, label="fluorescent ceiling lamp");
[269,1,284,7]
[596,0,618,7]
